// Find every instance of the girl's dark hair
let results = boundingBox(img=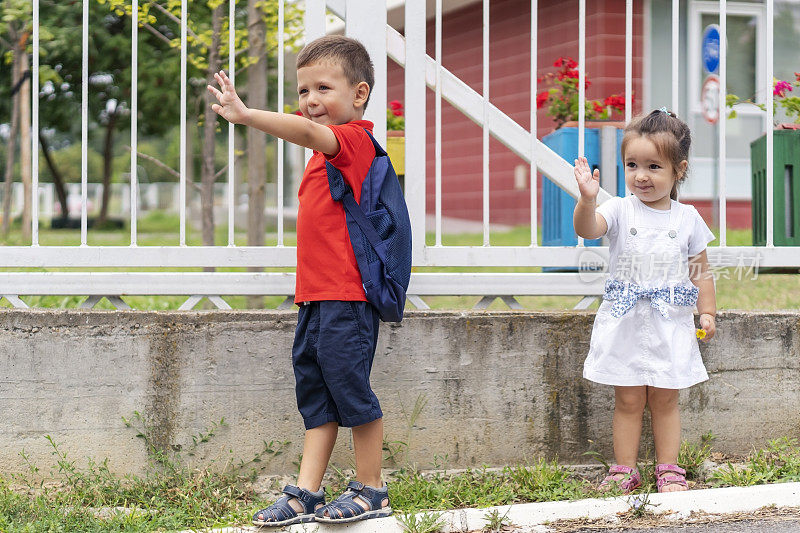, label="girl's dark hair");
[621,109,691,200]
[296,35,375,109]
